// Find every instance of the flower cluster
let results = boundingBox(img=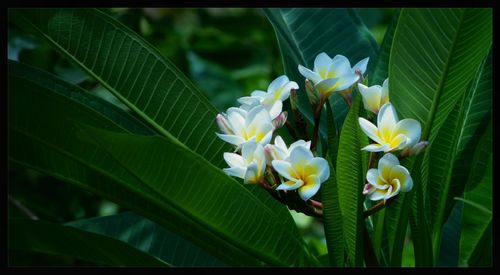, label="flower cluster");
[216,75,330,201]
[357,79,428,202]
